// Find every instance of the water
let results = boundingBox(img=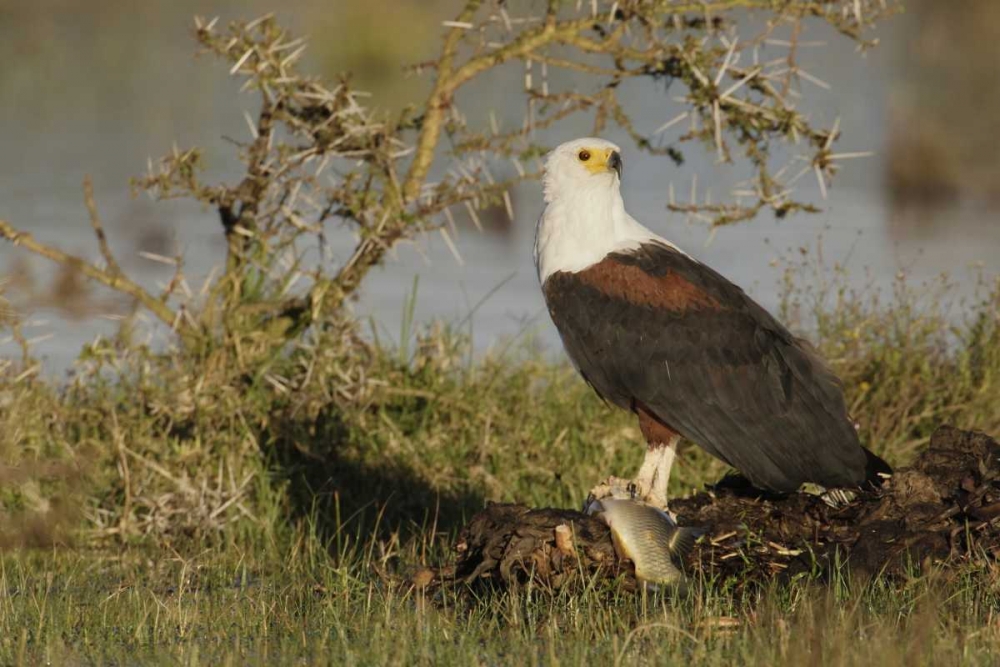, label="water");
[2,2,997,374]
